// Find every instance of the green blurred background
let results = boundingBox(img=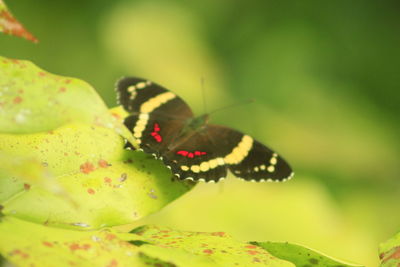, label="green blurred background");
[2,1,400,266]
